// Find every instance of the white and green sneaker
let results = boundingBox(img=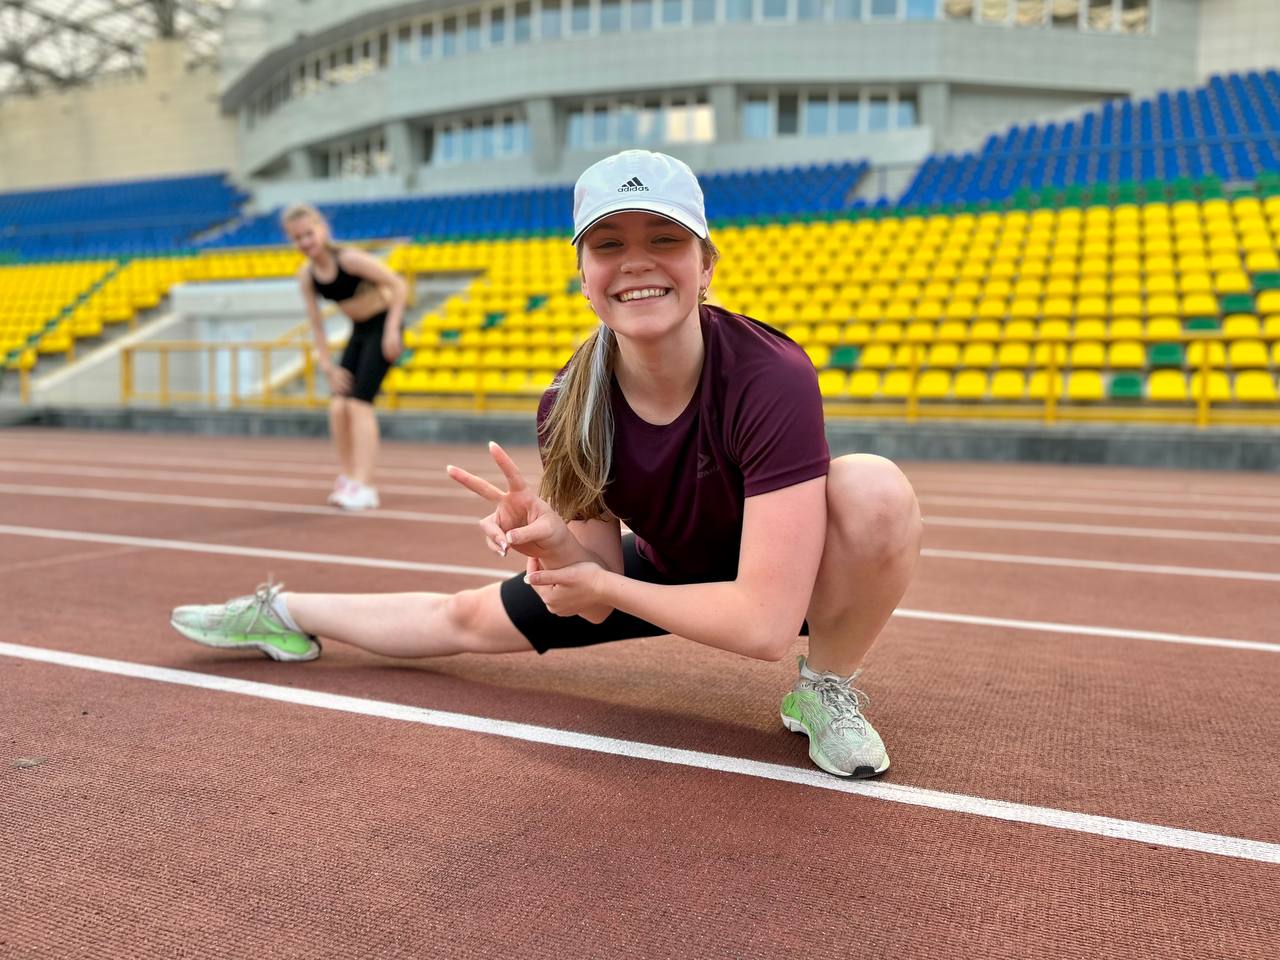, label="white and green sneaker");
[781,655,889,778]
[170,582,320,662]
